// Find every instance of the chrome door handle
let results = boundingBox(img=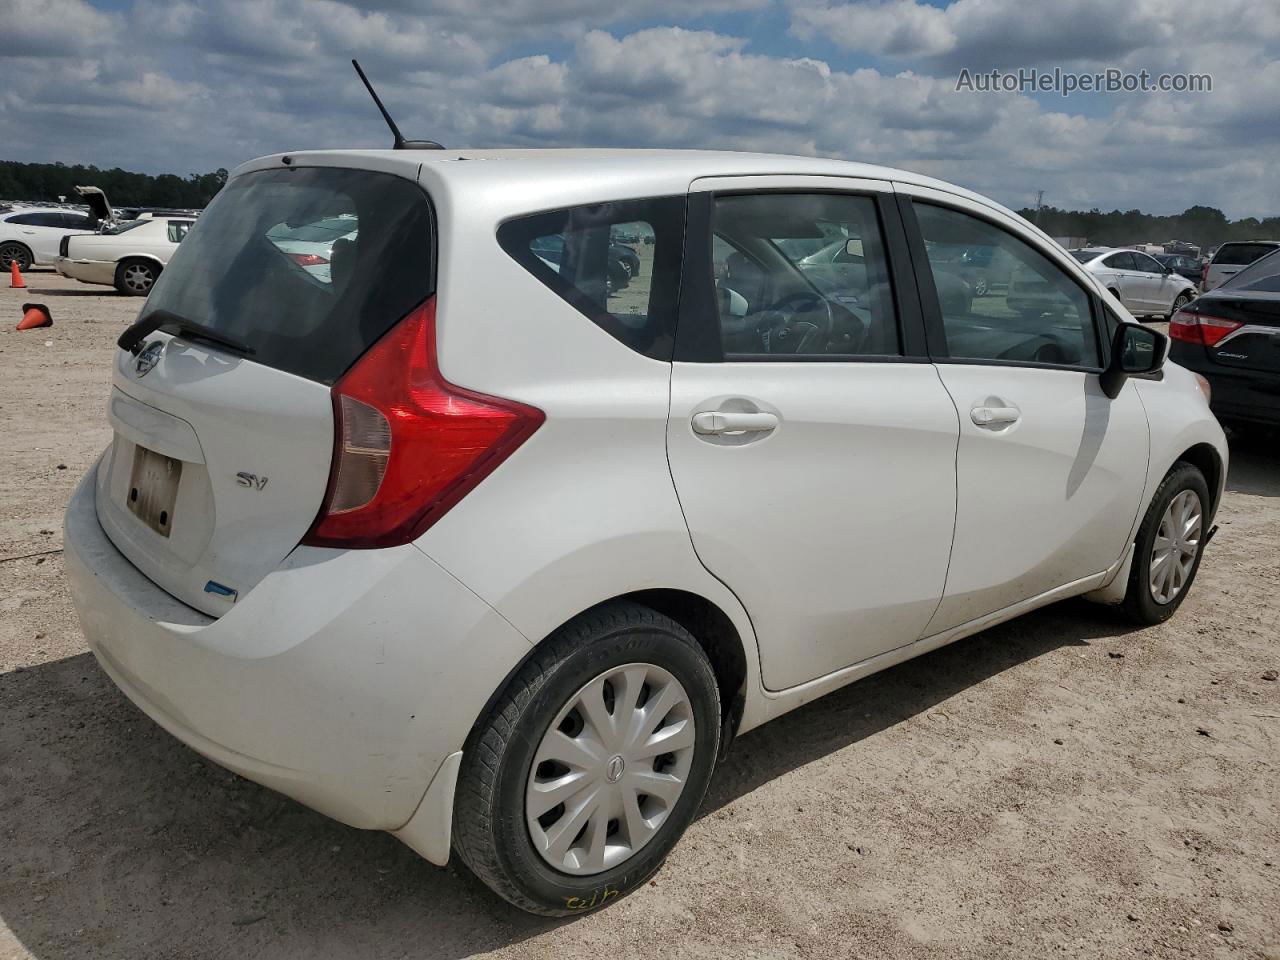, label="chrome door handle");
[691,411,779,436]
[971,404,1021,426]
